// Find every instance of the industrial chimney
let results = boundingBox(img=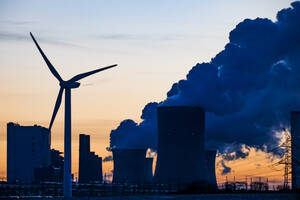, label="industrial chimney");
[154,106,208,186]
[291,111,300,191]
[205,150,218,190]
[112,149,153,184]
